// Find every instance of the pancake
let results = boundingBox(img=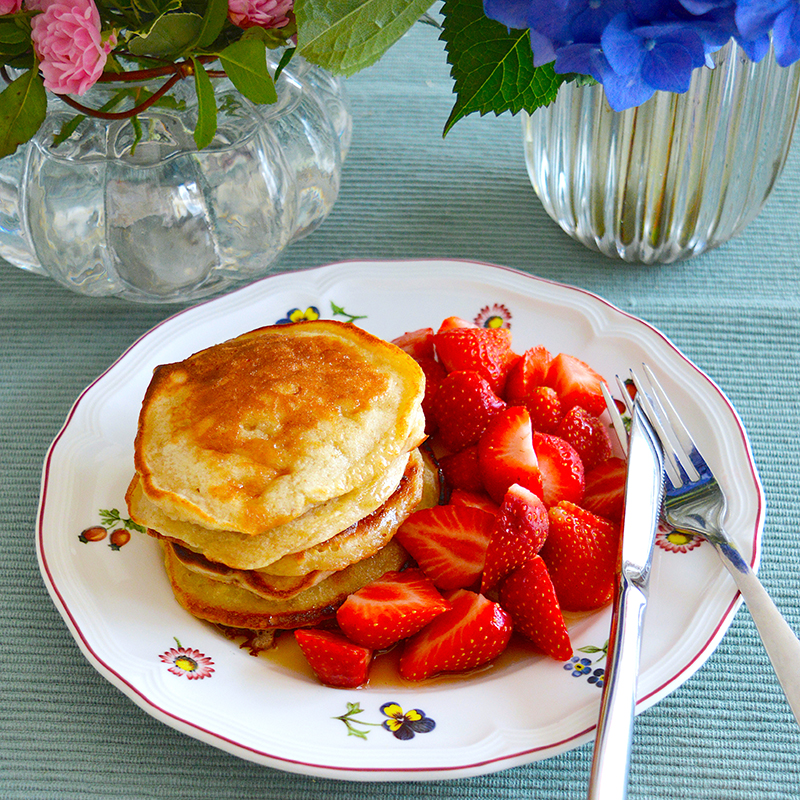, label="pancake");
[167,448,424,584]
[162,538,409,631]
[134,320,426,535]
[127,449,418,570]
